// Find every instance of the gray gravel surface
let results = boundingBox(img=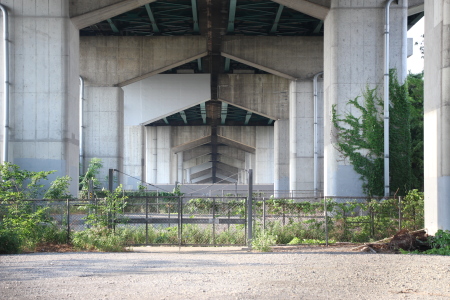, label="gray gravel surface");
[1,246,450,300]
